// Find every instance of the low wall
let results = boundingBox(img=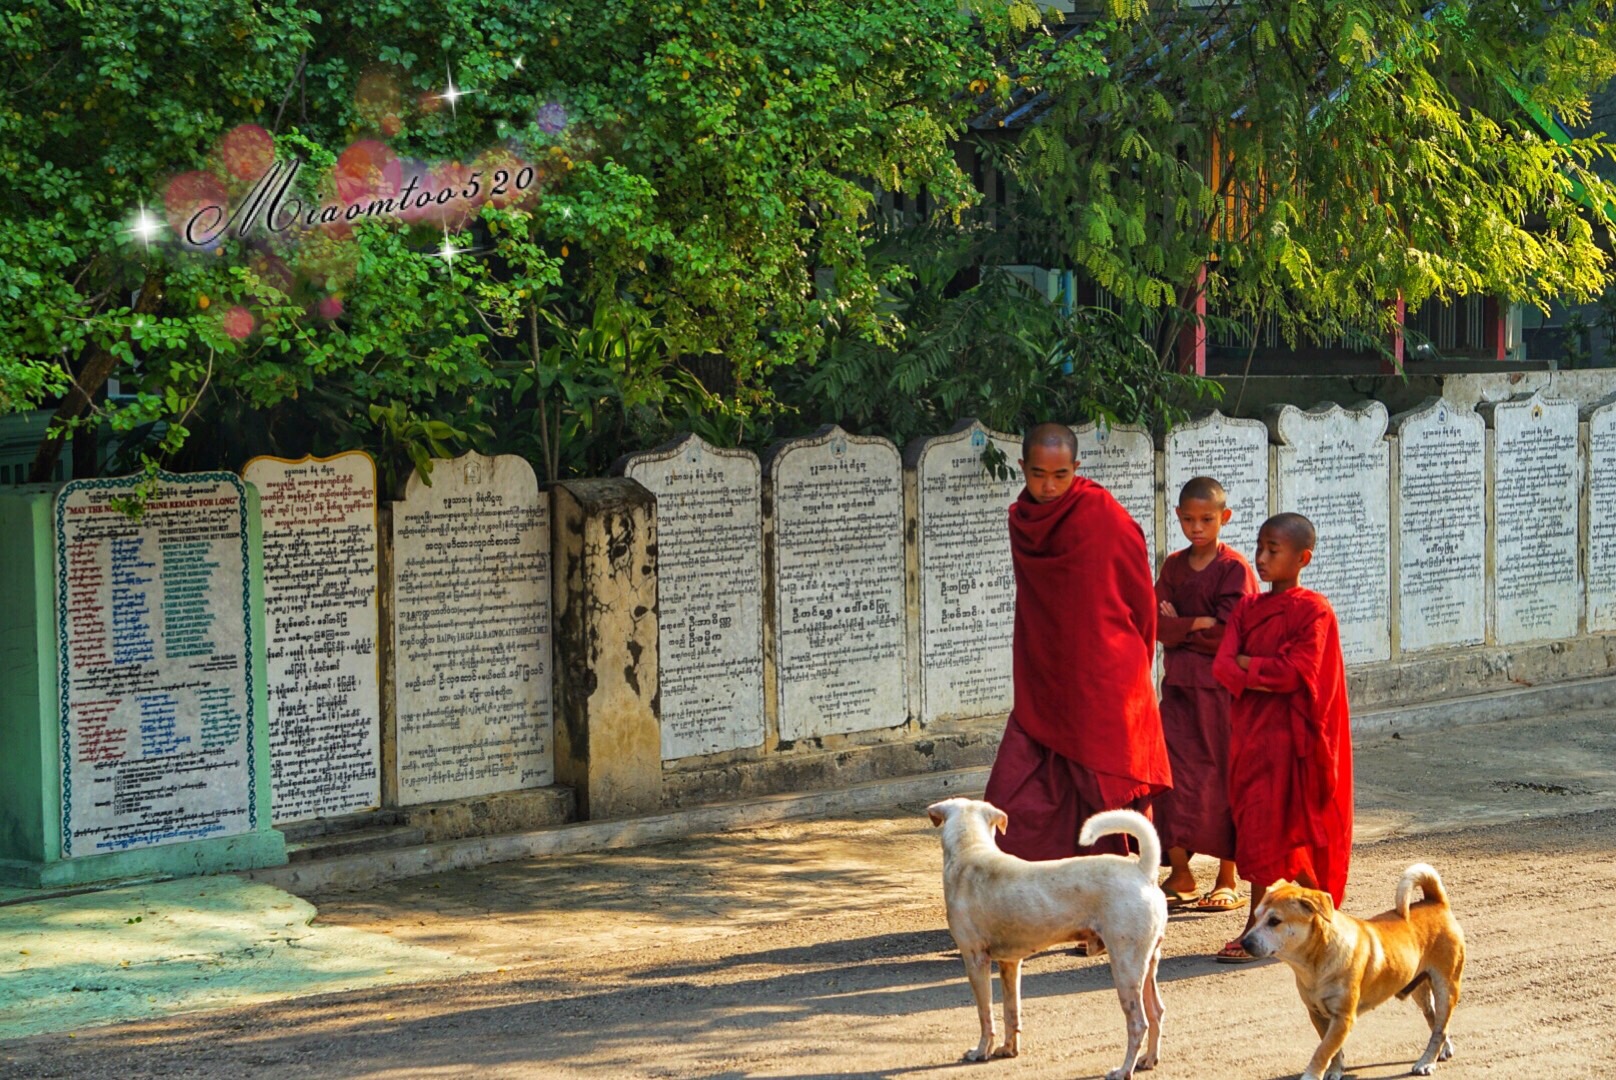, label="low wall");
[6,373,1616,886]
